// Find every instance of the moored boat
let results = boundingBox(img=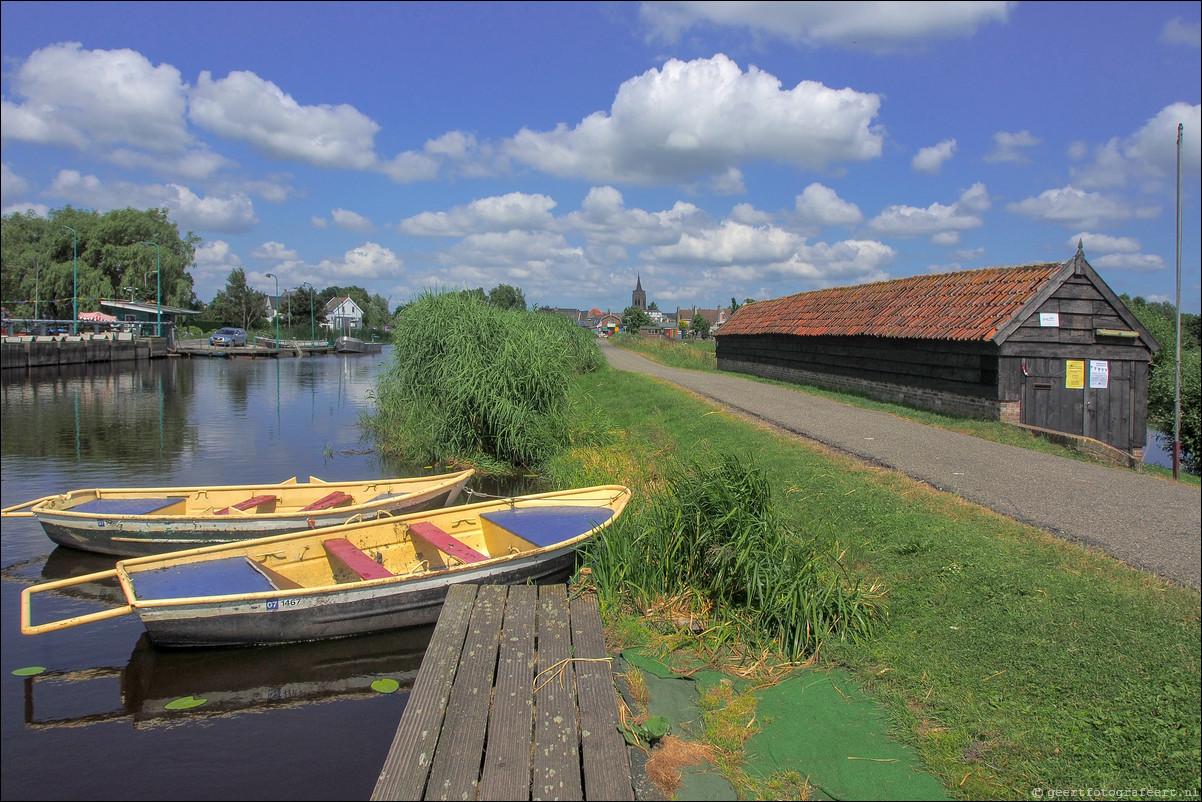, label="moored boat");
[334,336,383,354]
[1,470,474,558]
[20,484,631,647]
